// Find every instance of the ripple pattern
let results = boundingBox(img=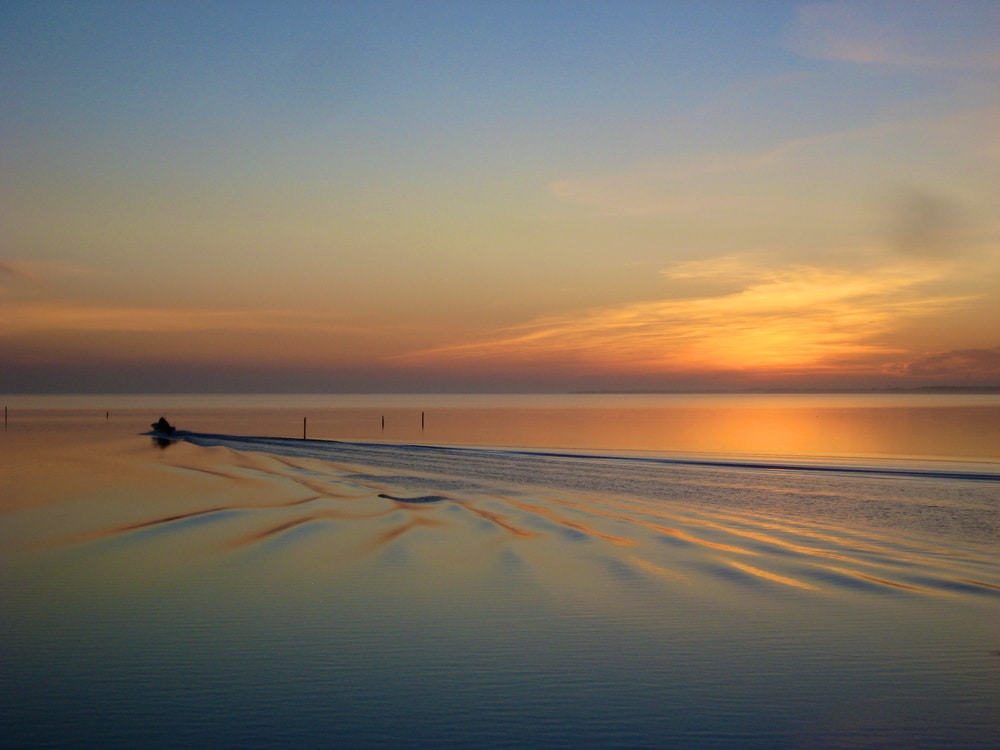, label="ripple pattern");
[52,431,998,600]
